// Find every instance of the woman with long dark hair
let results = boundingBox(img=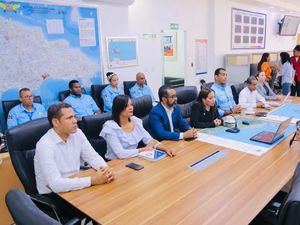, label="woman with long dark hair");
[280,52,294,95]
[291,45,300,96]
[257,53,272,82]
[100,95,175,160]
[190,88,222,128]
